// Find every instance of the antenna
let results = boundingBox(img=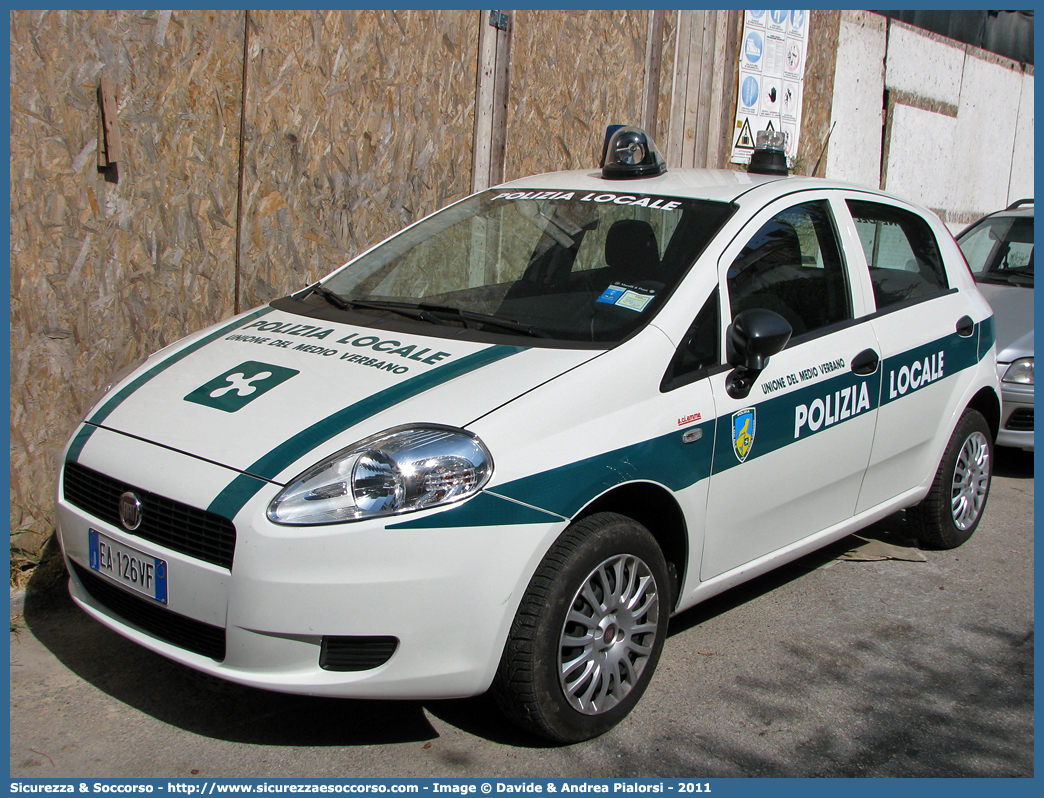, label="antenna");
[812,121,836,177]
